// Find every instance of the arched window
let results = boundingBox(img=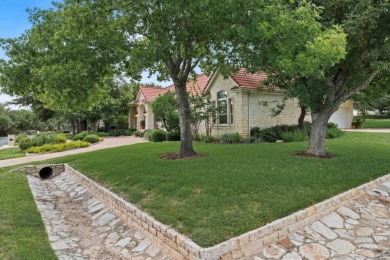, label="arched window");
[217,90,228,124]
